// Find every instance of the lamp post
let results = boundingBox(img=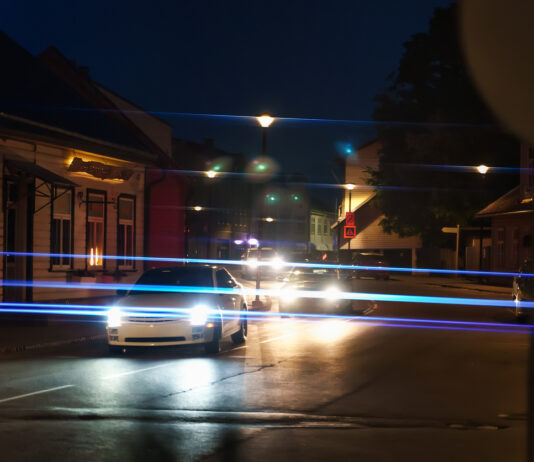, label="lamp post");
[345,183,355,251]
[253,115,275,308]
[204,170,218,258]
[476,165,489,281]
